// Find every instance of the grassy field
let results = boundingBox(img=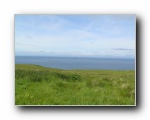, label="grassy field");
[15,64,135,105]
